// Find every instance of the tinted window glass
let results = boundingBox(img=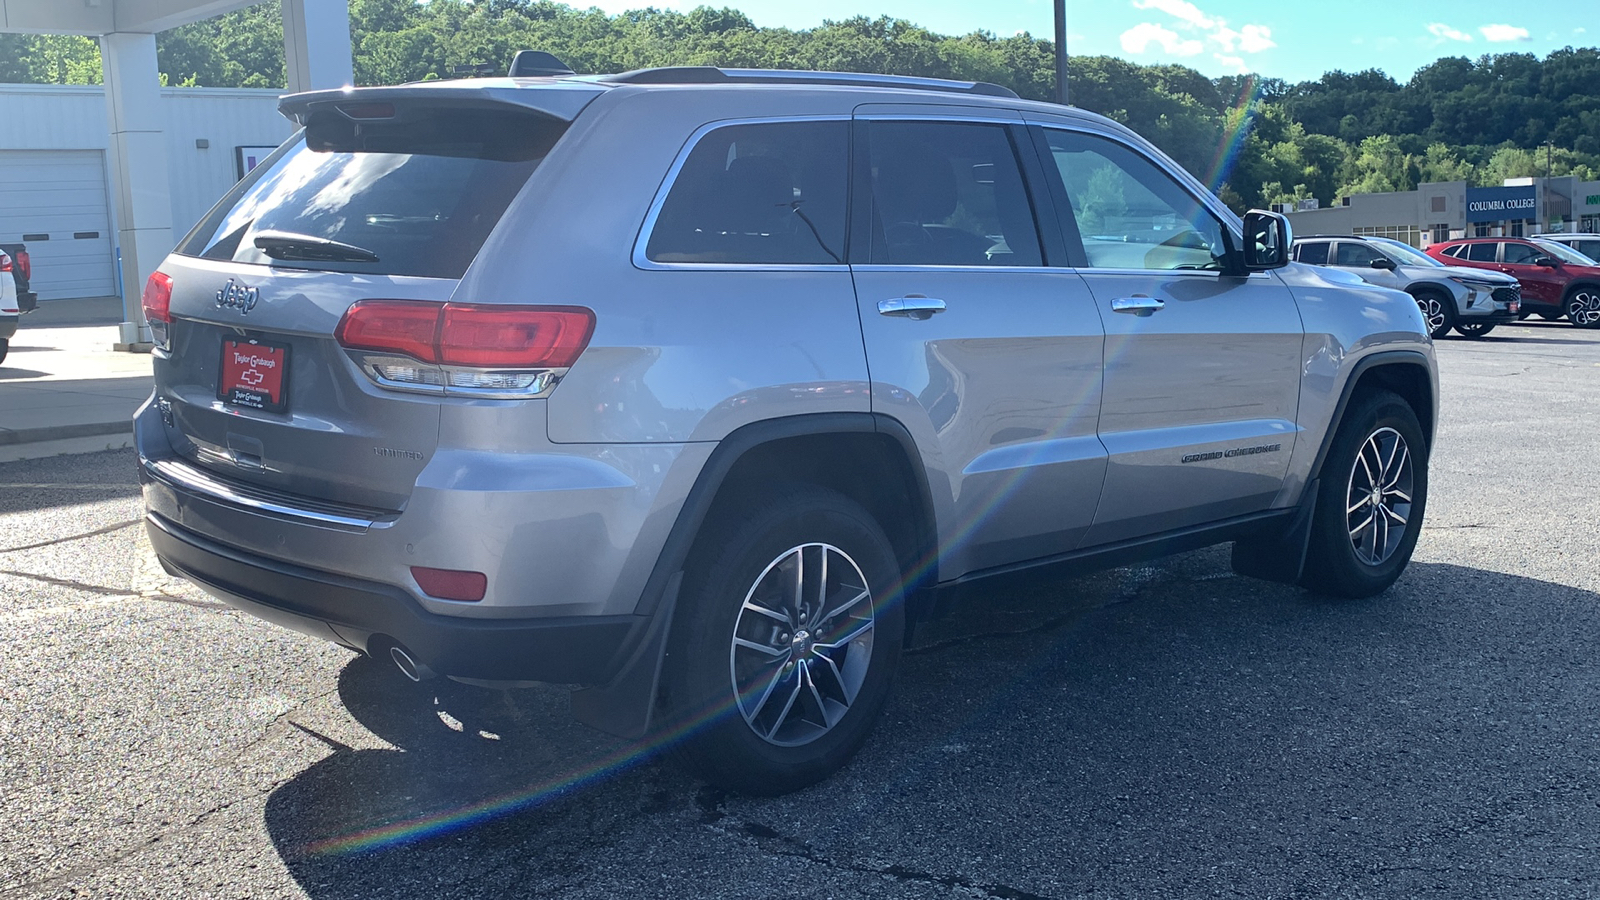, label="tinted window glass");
[864,121,1042,267]
[1574,240,1600,260]
[1333,242,1382,267]
[1295,242,1329,264]
[176,108,562,279]
[1441,244,1465,258]
[1466,242,1498,262]
[1044,129,1228,271]
[646,121,847,265]
[1502,242,1540,264]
